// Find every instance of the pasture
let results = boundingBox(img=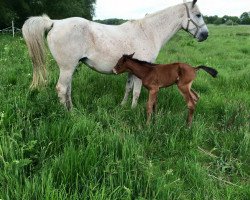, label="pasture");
[0,25,249,199]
